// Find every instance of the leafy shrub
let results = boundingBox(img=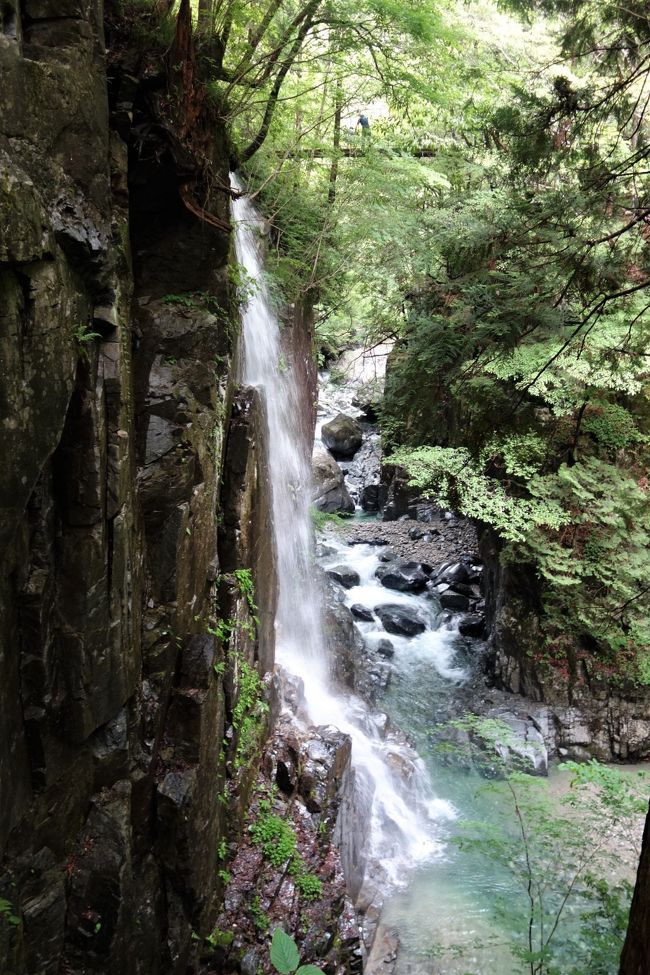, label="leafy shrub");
[270,929,321,975]
[250,808,297,867]
[295,873,323,902]
[582,403,645,452]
